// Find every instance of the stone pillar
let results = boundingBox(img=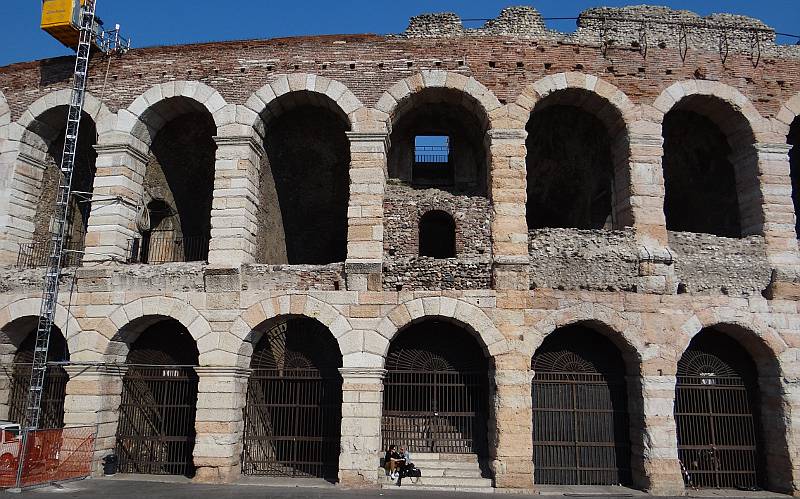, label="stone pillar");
[338,367,385,486]
[0,147,49,266]
[759,375,796,494]
[192,367,248,483]
[208,135,264,267]
[488,129,529,291]
[83,141,149,264]
[628,375,684,495]
[752,143,800,299]
[63,364,125,475]
[491,352,533,489]
[344,132,387,291]
[626,122,678,294]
